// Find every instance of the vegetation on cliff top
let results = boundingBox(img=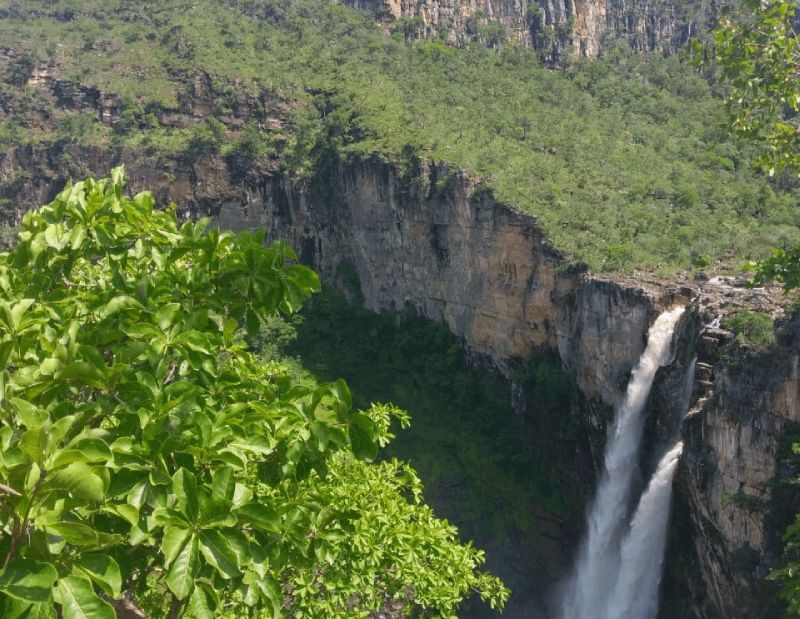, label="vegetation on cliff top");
[1,0,799,273]
[0,169,507,618]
